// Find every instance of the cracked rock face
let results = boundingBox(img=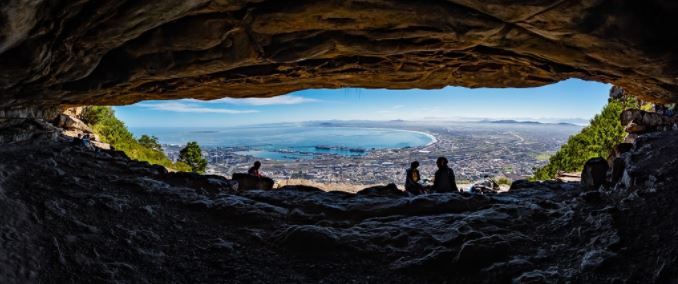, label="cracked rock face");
[1,1,678,108]
[2,129,678,282]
